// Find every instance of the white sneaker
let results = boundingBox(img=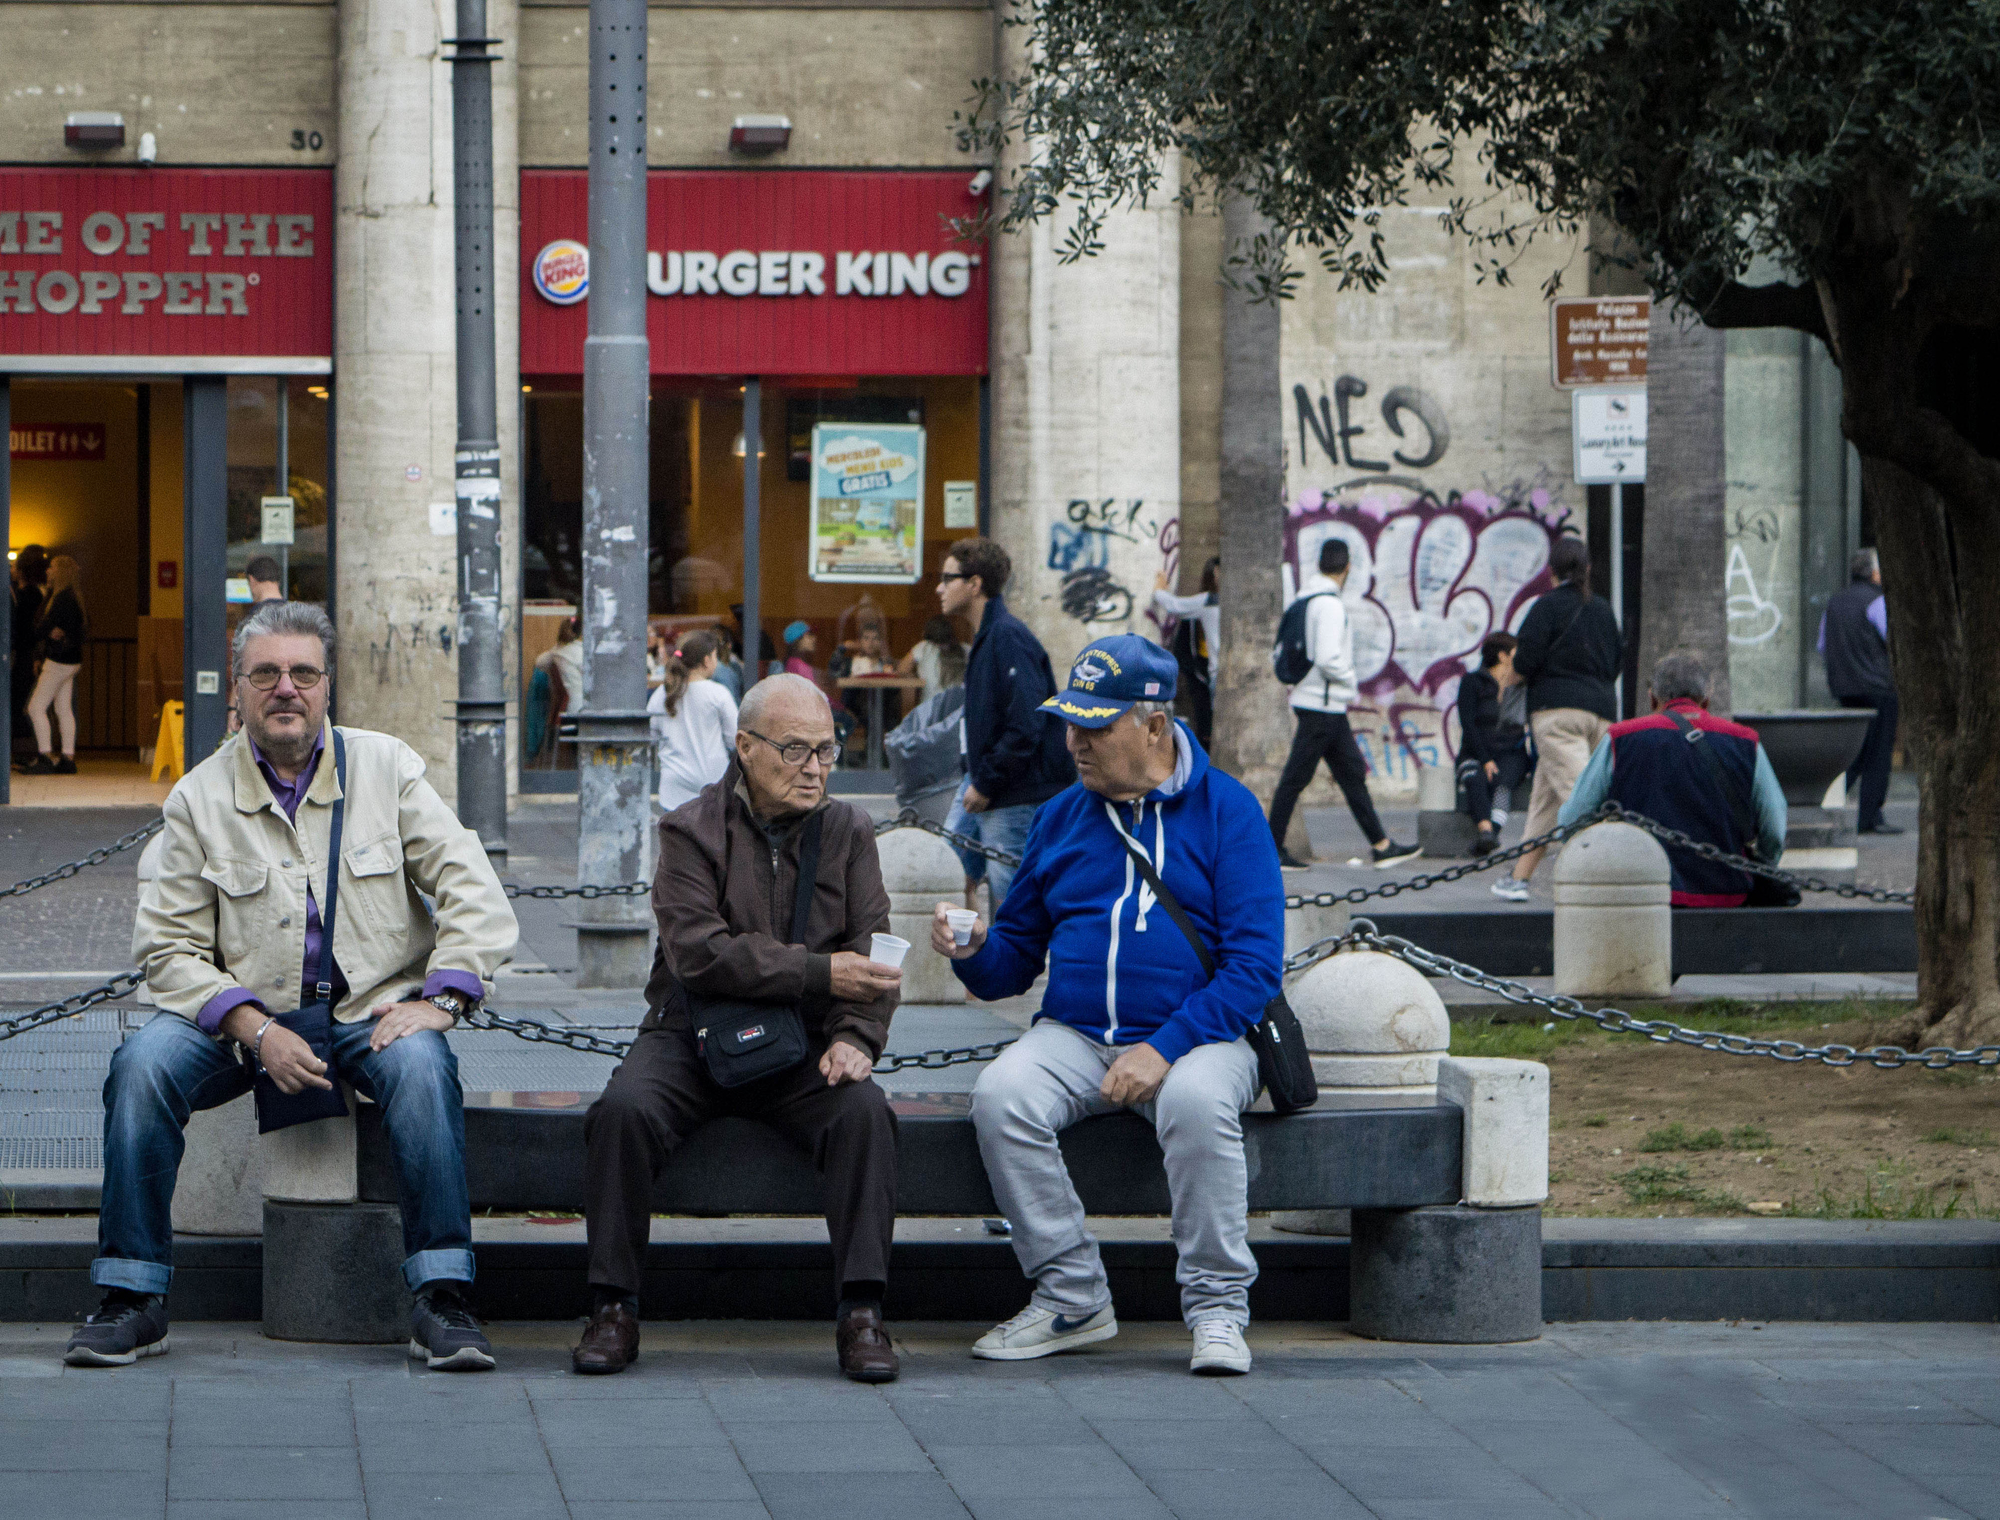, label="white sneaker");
[1490,876,1531,903]
[971,1303,1118,1361]
[1190,1320,1251,1375]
